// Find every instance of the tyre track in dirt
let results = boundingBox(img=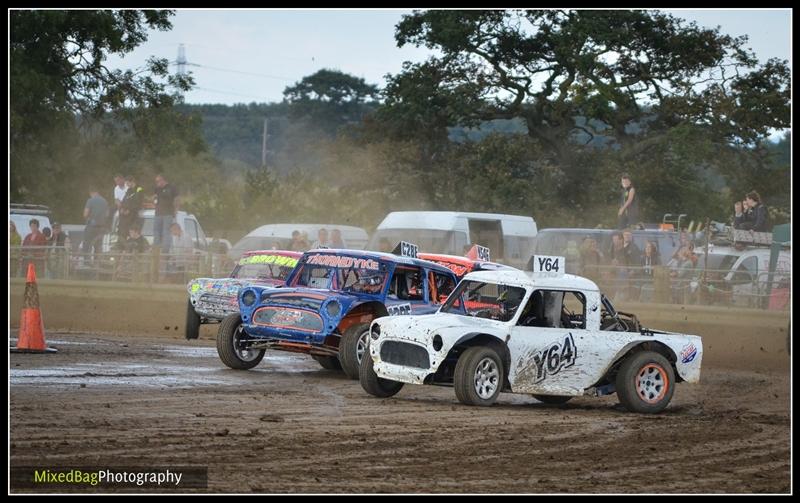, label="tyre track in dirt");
[10,331,790,493]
